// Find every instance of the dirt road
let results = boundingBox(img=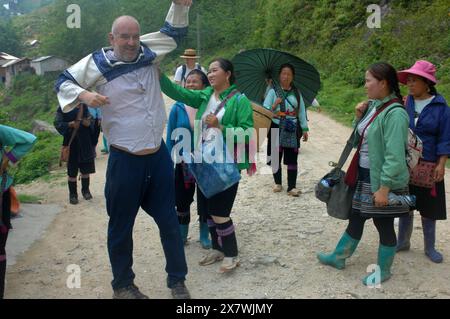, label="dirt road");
[6,98,450,299]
